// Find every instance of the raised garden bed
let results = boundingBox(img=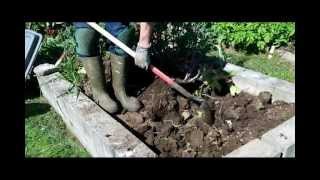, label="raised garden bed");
[34,58,295,157]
